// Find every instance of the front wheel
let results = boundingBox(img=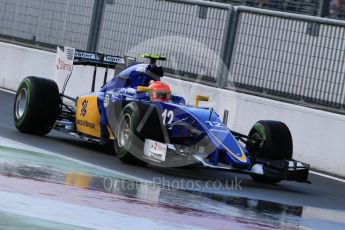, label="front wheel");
[247,120,293,184]
[114,103,147,166]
